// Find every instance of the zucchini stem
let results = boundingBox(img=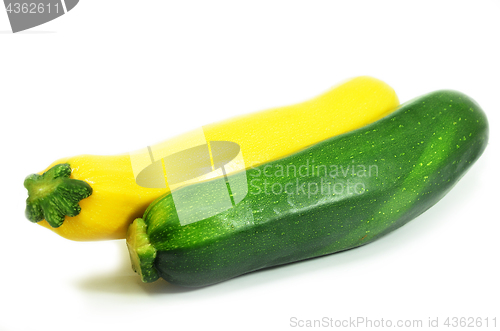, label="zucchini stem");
[24,163,92,228]
[126,218,159,283]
